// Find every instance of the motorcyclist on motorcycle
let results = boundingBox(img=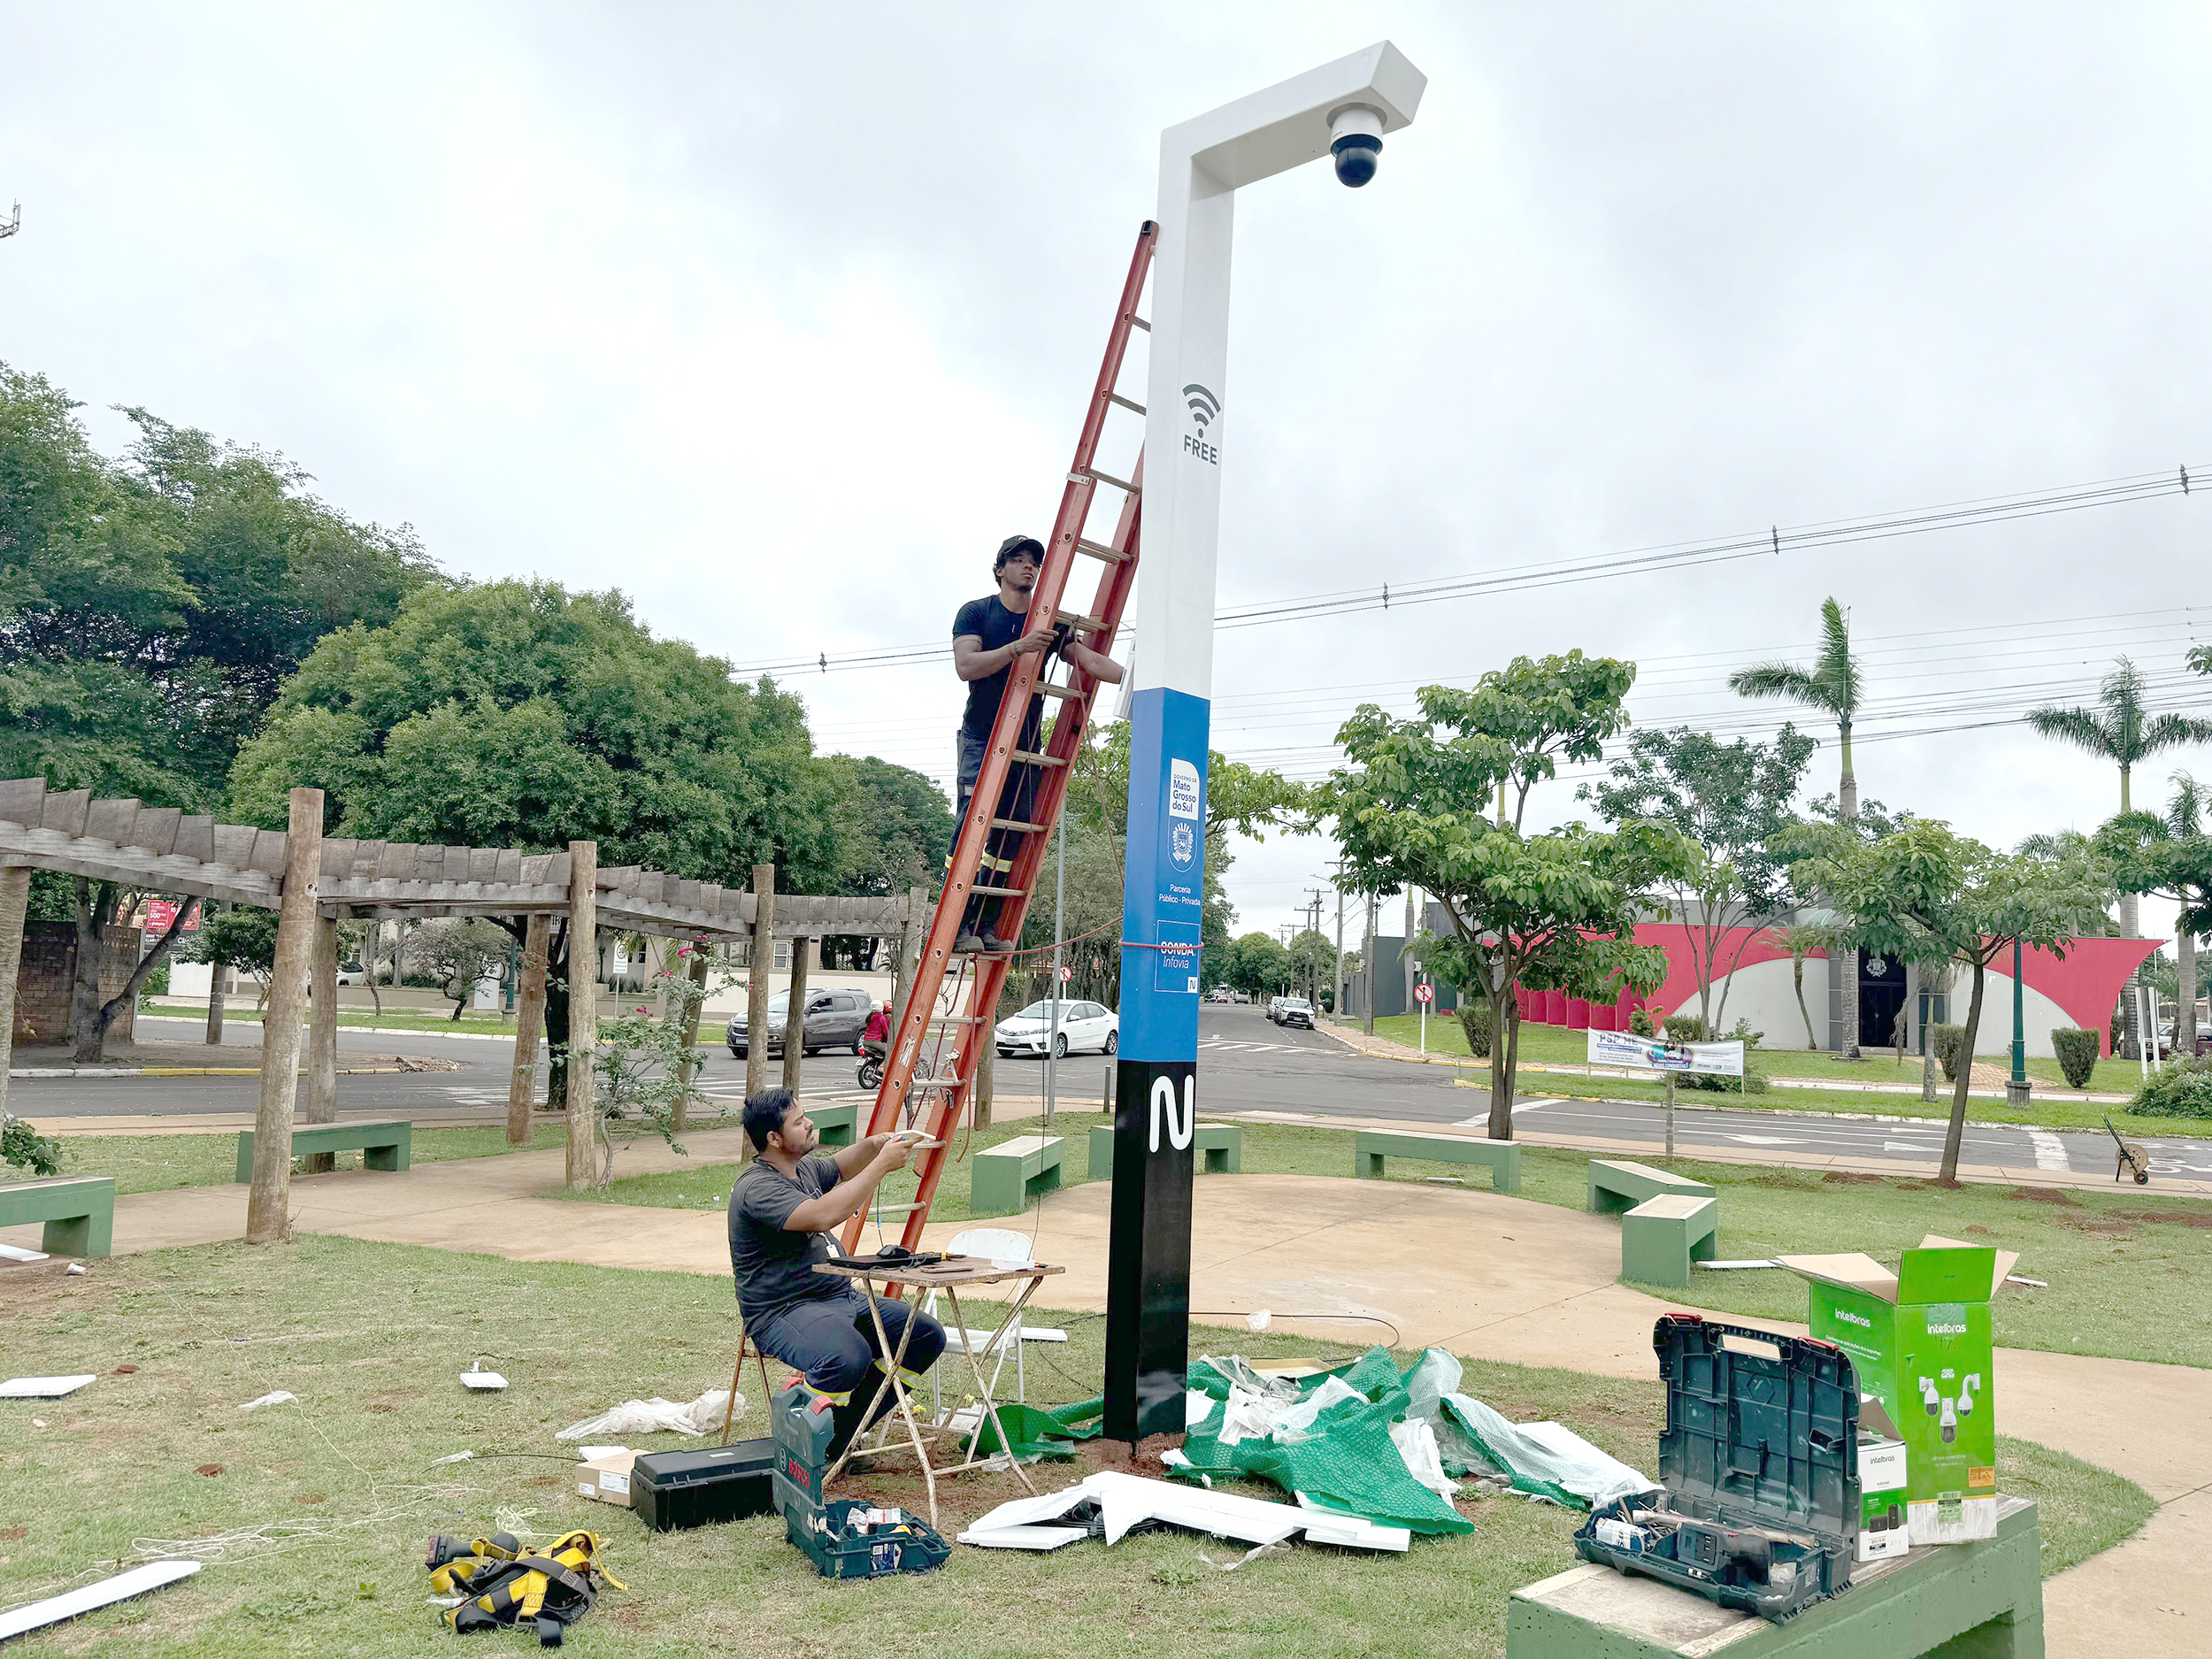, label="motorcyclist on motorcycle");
[856,1000,892,1087]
